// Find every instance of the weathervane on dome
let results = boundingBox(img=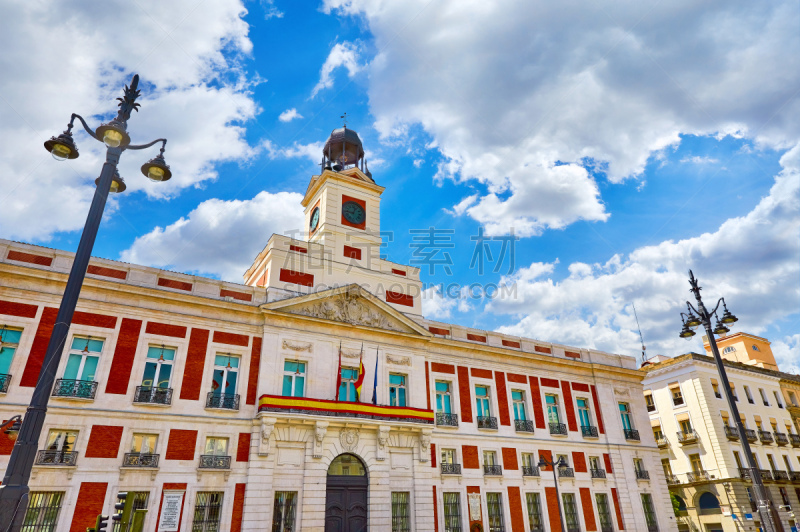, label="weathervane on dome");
[340,112,348,128]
